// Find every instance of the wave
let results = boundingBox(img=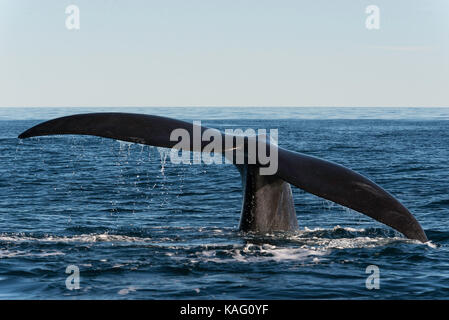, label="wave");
[0,225,437,264]
[0,249,65,259]
[0,233,154,244]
